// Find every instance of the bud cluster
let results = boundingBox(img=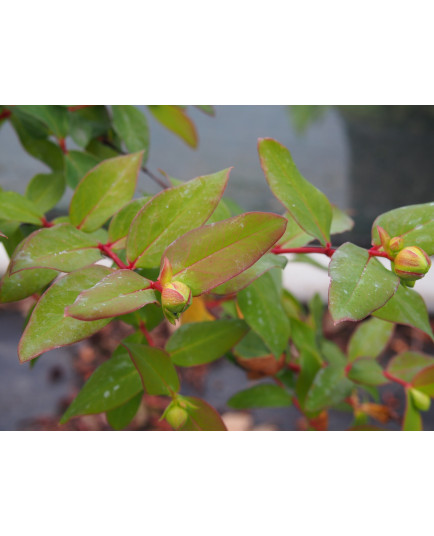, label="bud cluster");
[158,256,192,324]
[376,226,431,287]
